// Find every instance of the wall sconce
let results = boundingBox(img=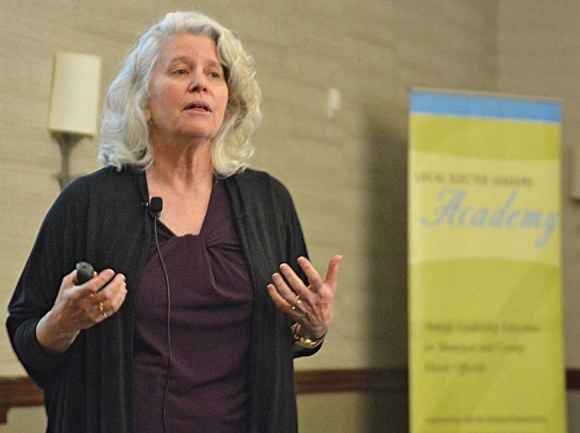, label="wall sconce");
[48,51,102,189]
